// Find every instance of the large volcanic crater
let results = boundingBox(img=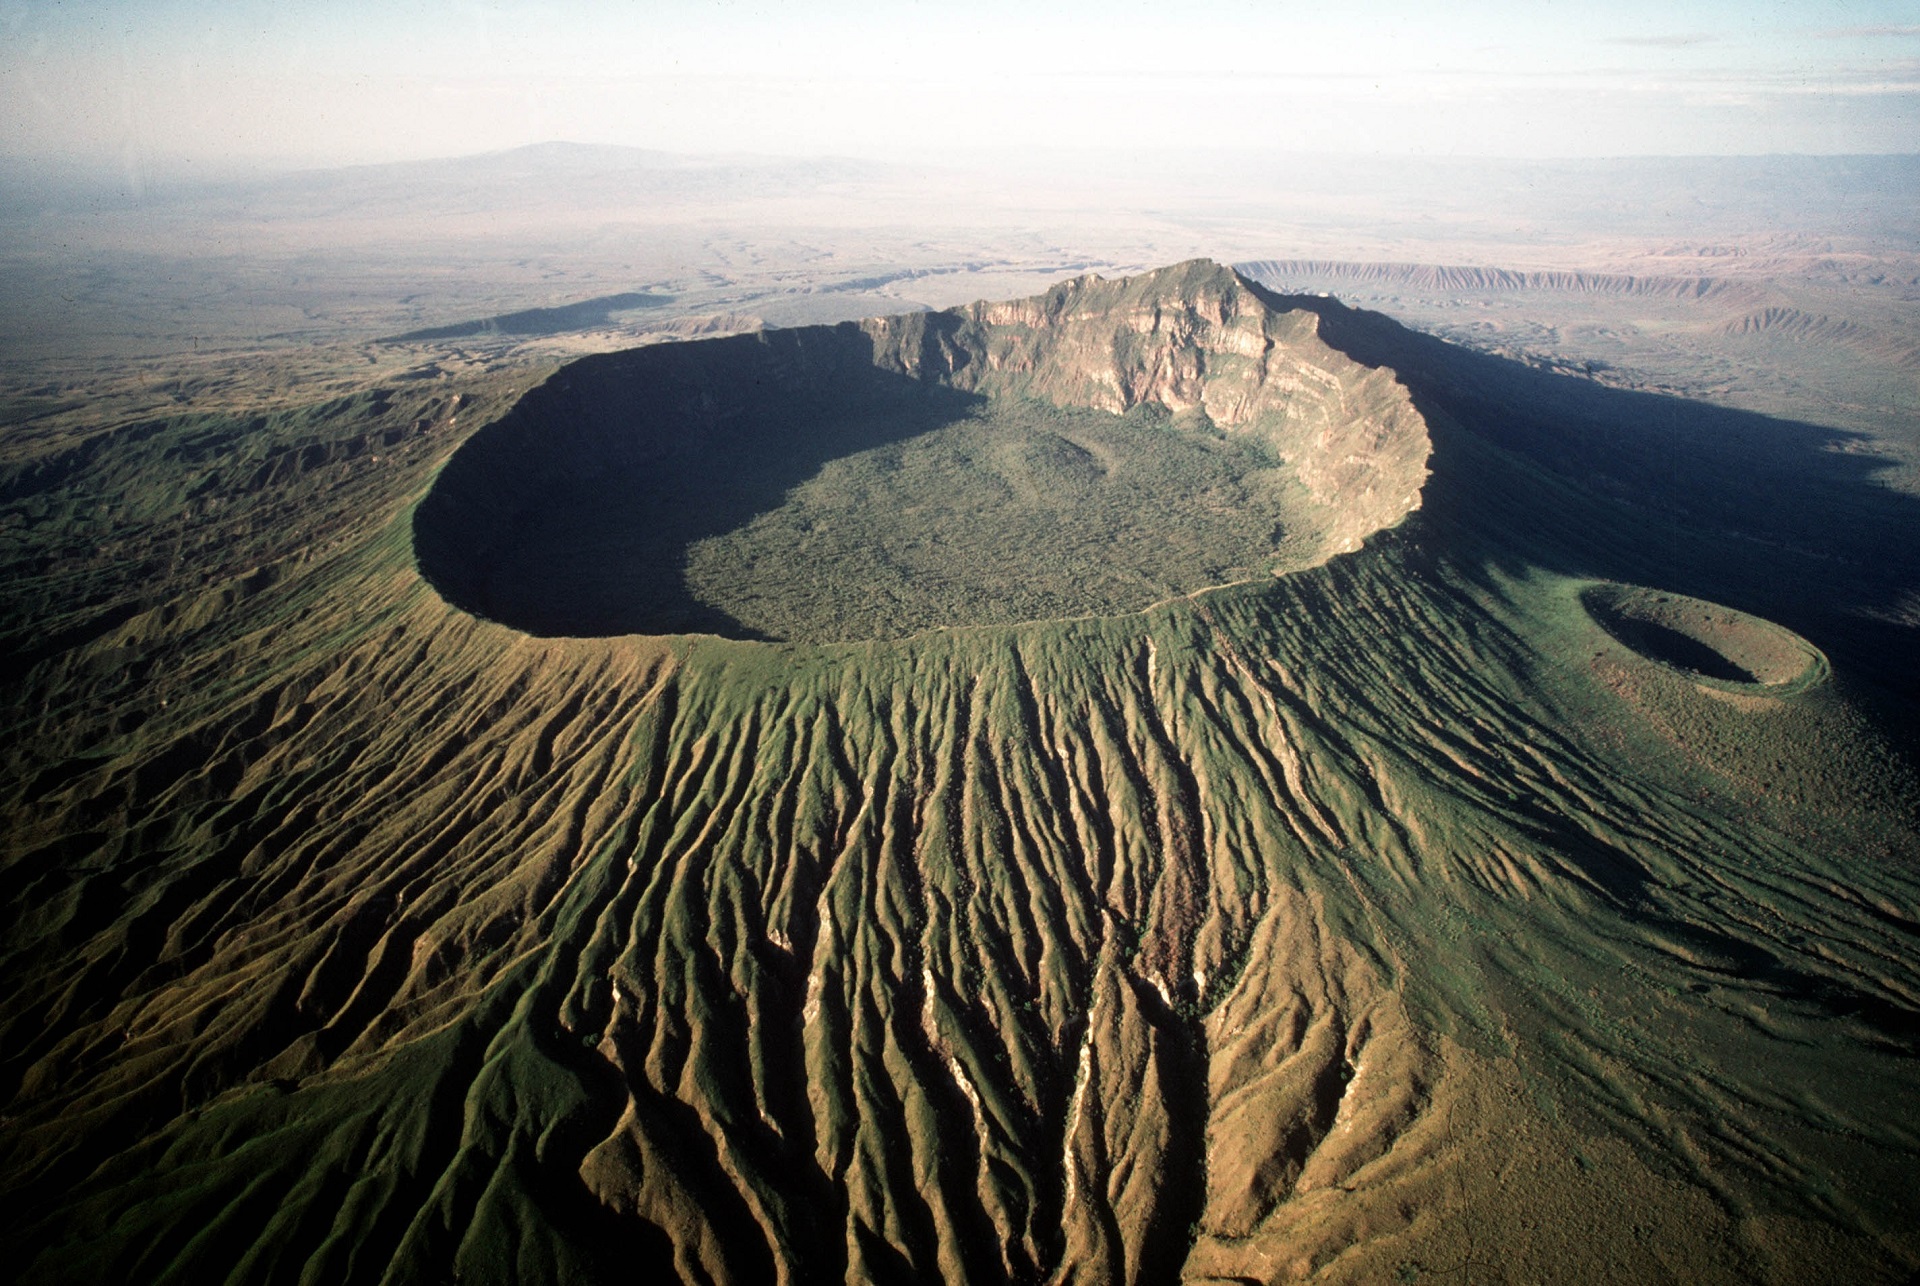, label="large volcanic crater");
[413,261,1432,643]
